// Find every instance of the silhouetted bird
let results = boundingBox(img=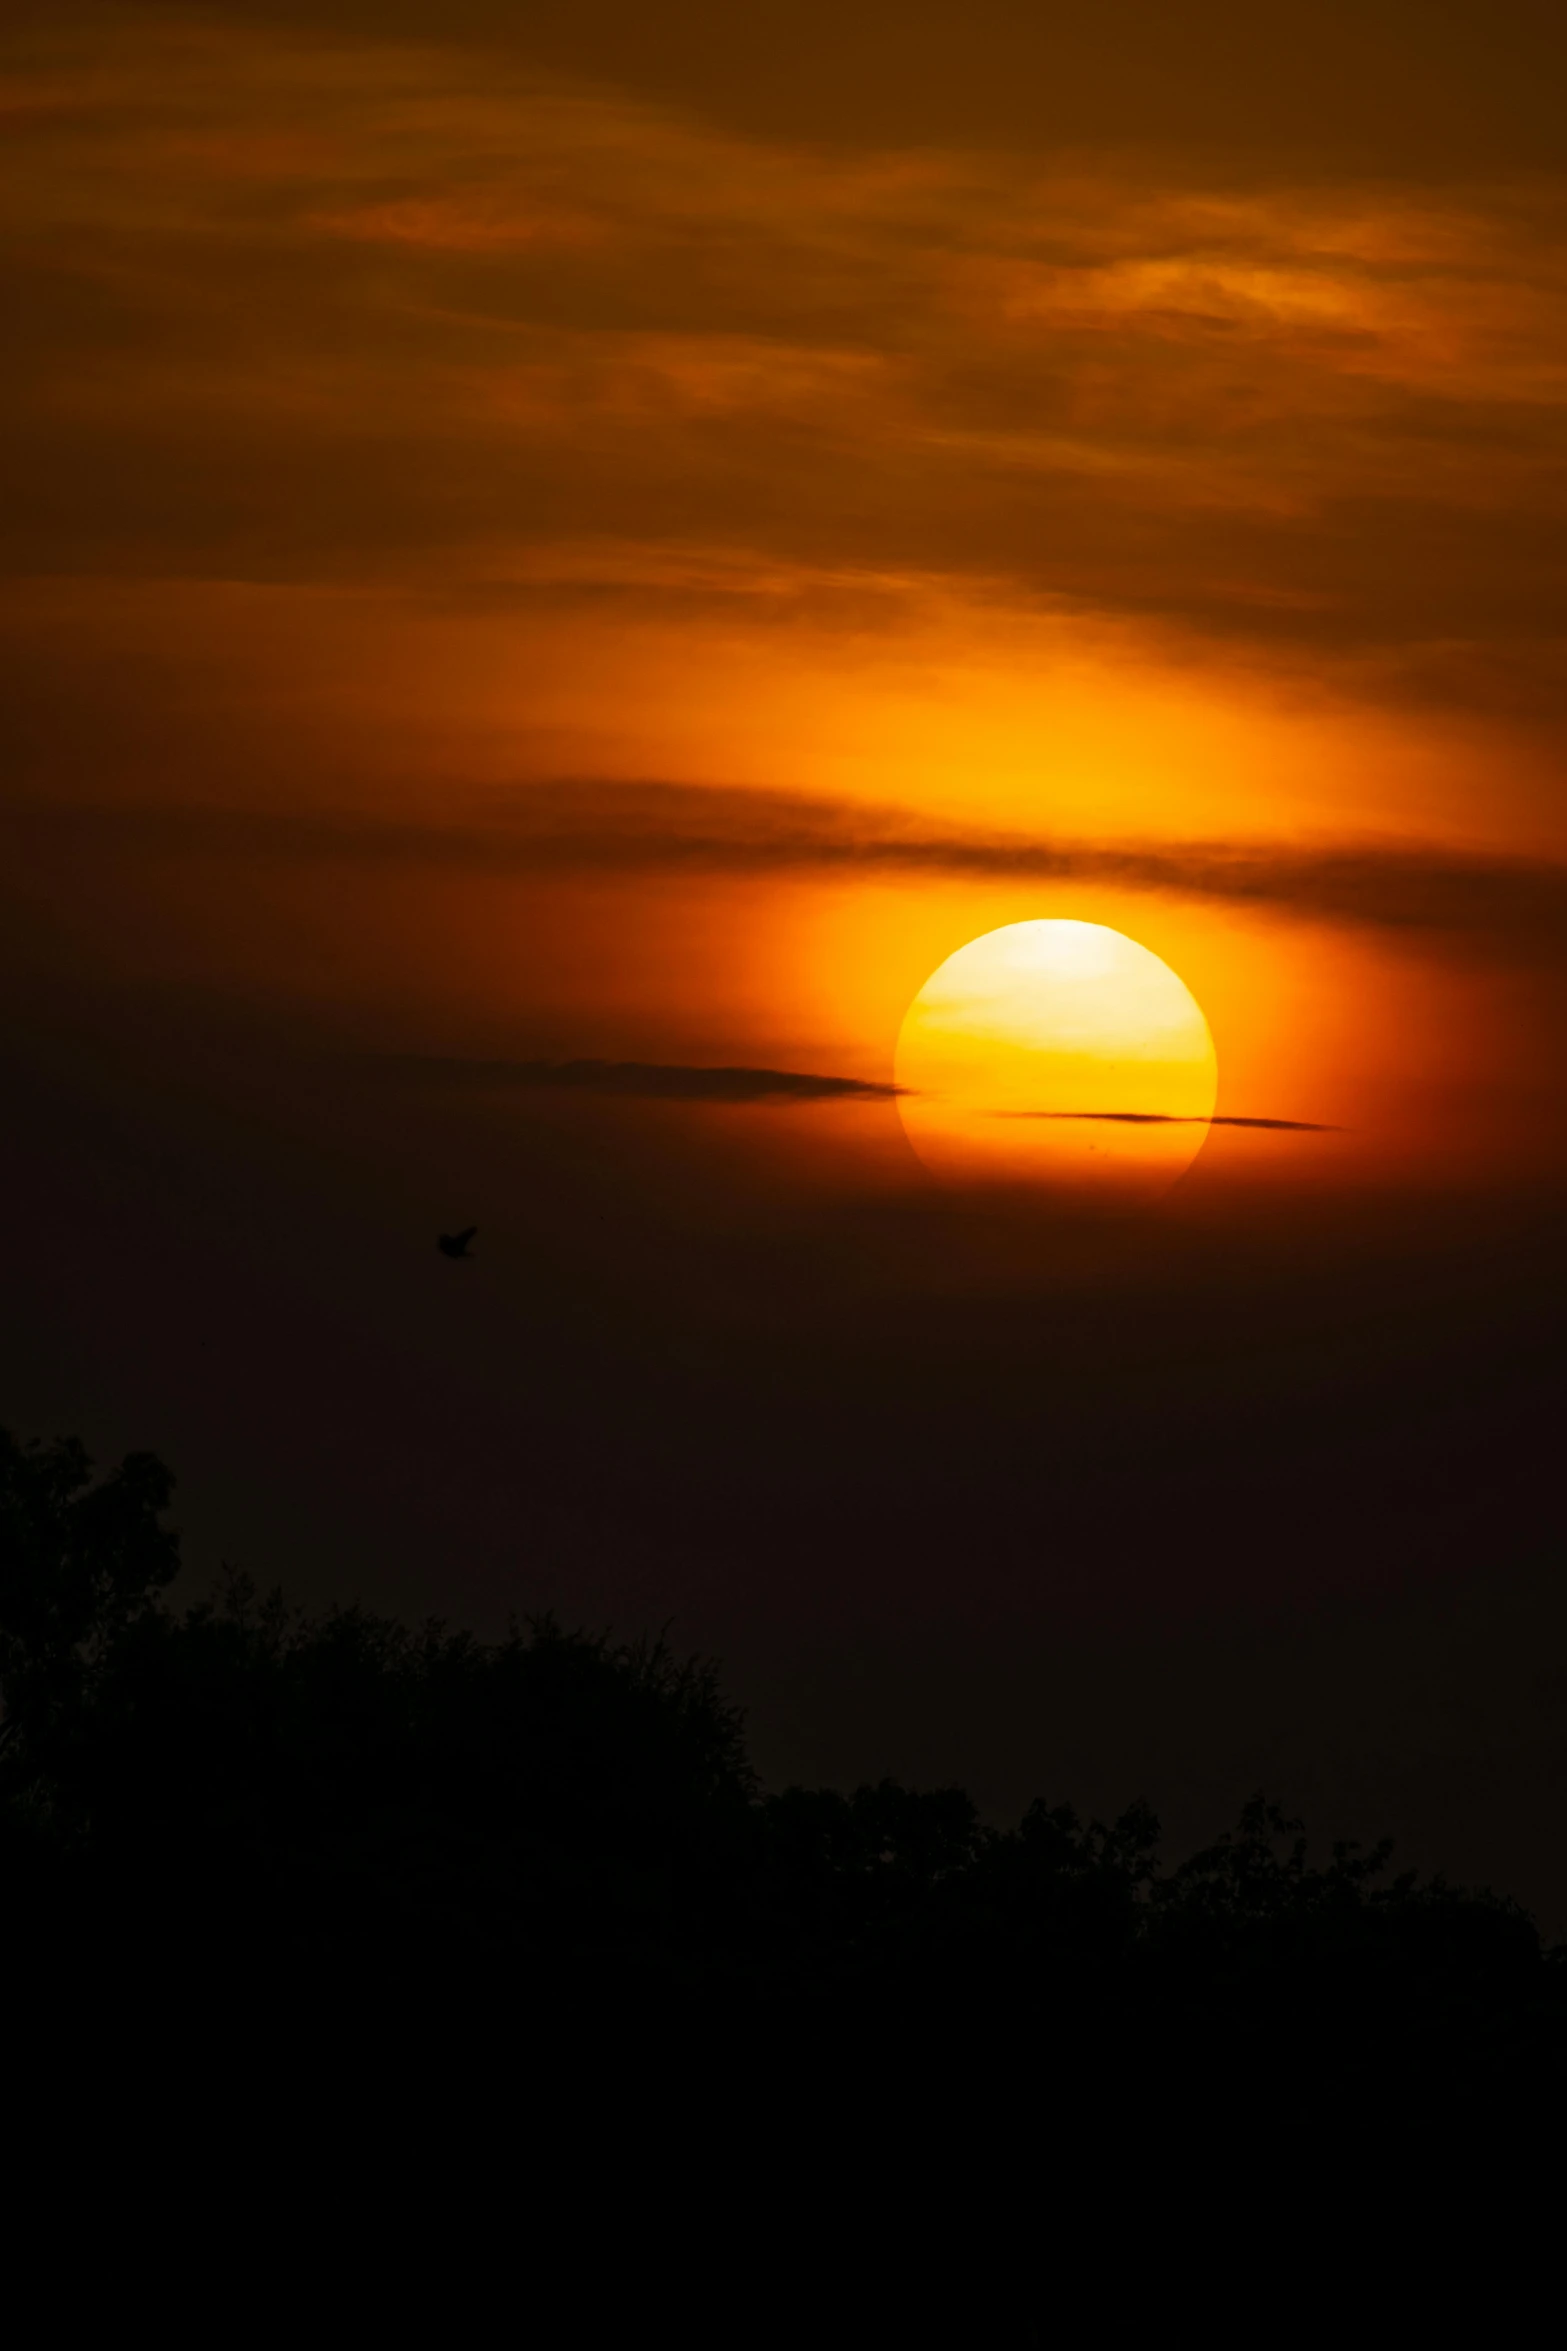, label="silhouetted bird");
[437,1226,477,1260]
